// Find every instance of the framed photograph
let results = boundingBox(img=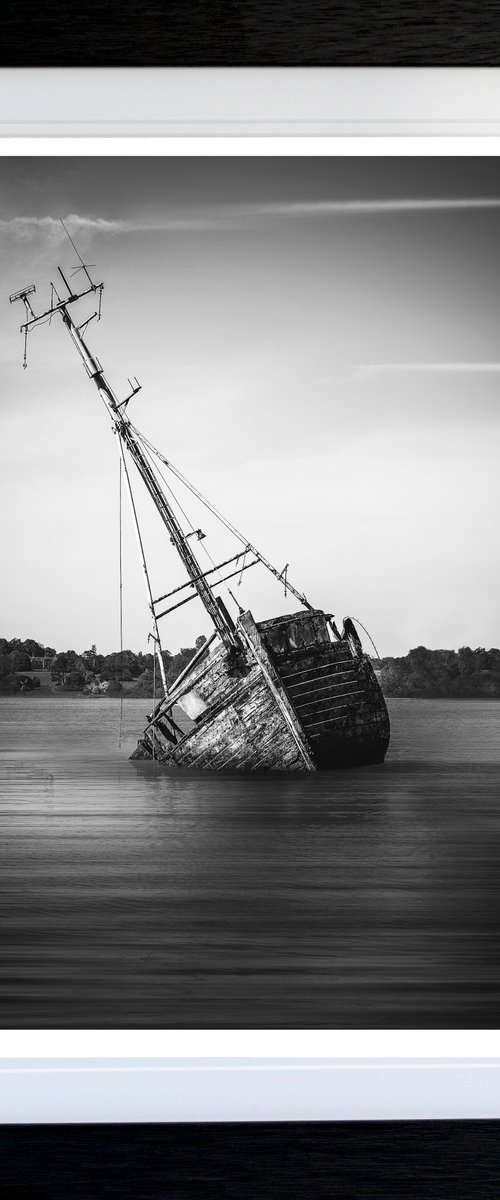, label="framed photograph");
[2,141,500,1036]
